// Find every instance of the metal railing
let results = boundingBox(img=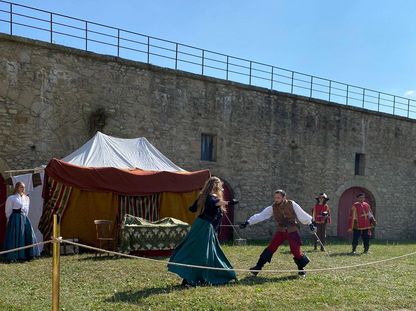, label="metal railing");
[0,0,415,119]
